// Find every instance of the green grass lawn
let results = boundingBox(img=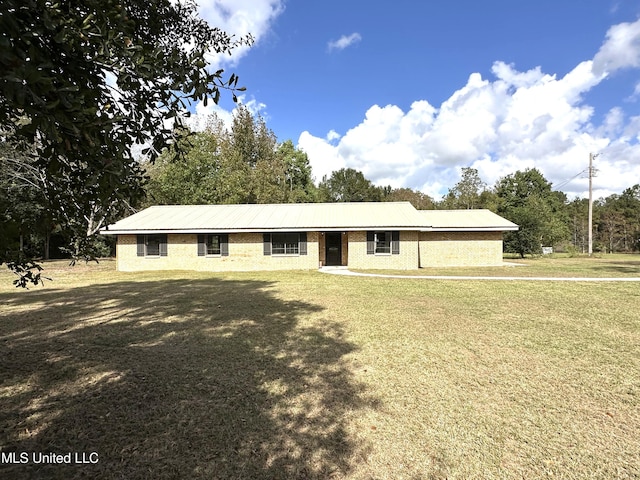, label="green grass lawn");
[0,258,639,479]
[357,253,640,278]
